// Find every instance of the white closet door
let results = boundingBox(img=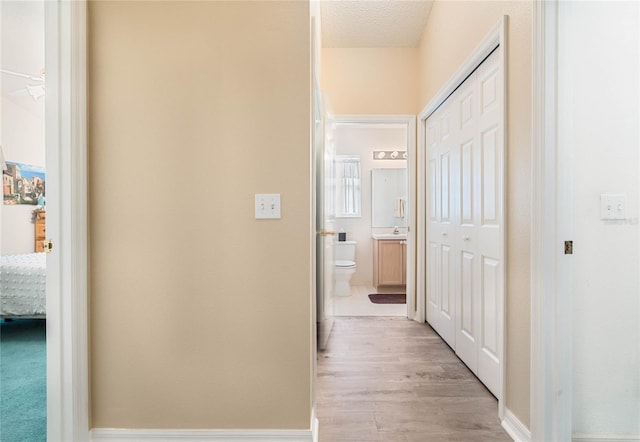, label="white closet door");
[426,117,440,329]
[426,105,457,347]
[474,50,503,397]
[454,73,480,375]
[425,48,503,398]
